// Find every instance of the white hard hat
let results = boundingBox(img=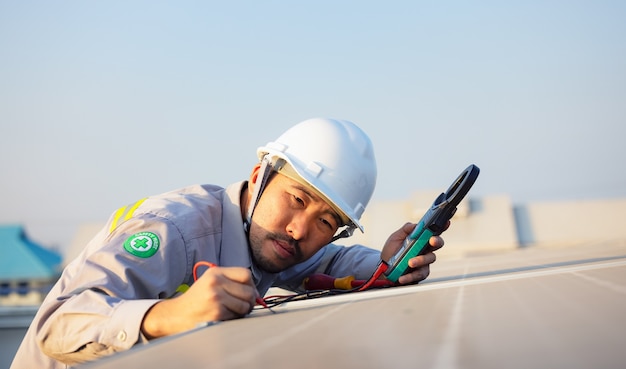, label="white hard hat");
[256,118,377,233]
